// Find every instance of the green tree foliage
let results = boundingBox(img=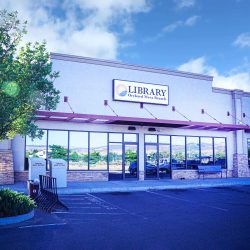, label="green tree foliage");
[0,10,60,140]
[49,145,68,161]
